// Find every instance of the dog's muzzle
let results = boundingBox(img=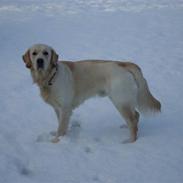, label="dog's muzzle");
[37,58,44,69]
